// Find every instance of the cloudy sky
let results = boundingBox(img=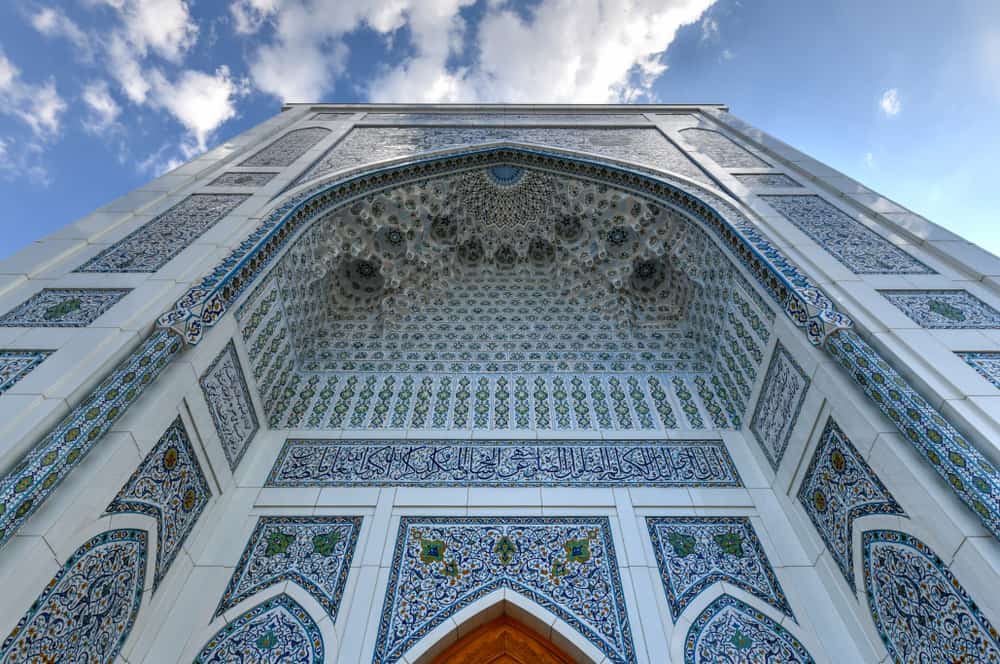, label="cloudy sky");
[1,0,998,258]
